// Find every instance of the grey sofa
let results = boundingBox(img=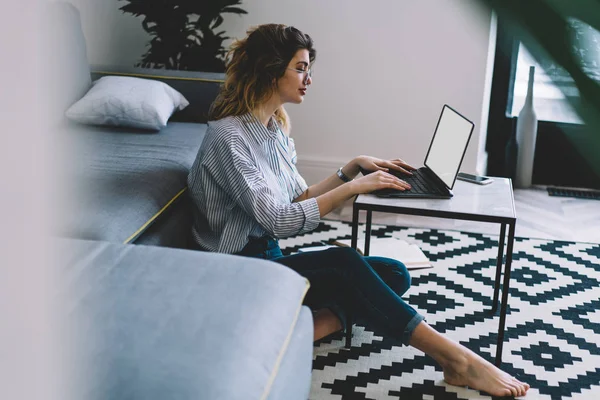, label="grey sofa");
[51,3,313,399]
